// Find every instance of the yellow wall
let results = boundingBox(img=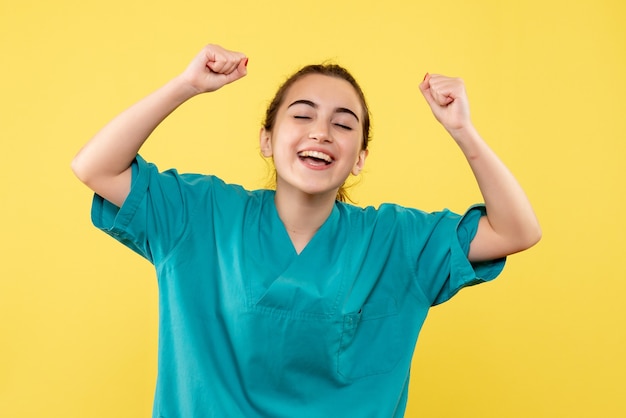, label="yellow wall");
[1,0,624,416]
